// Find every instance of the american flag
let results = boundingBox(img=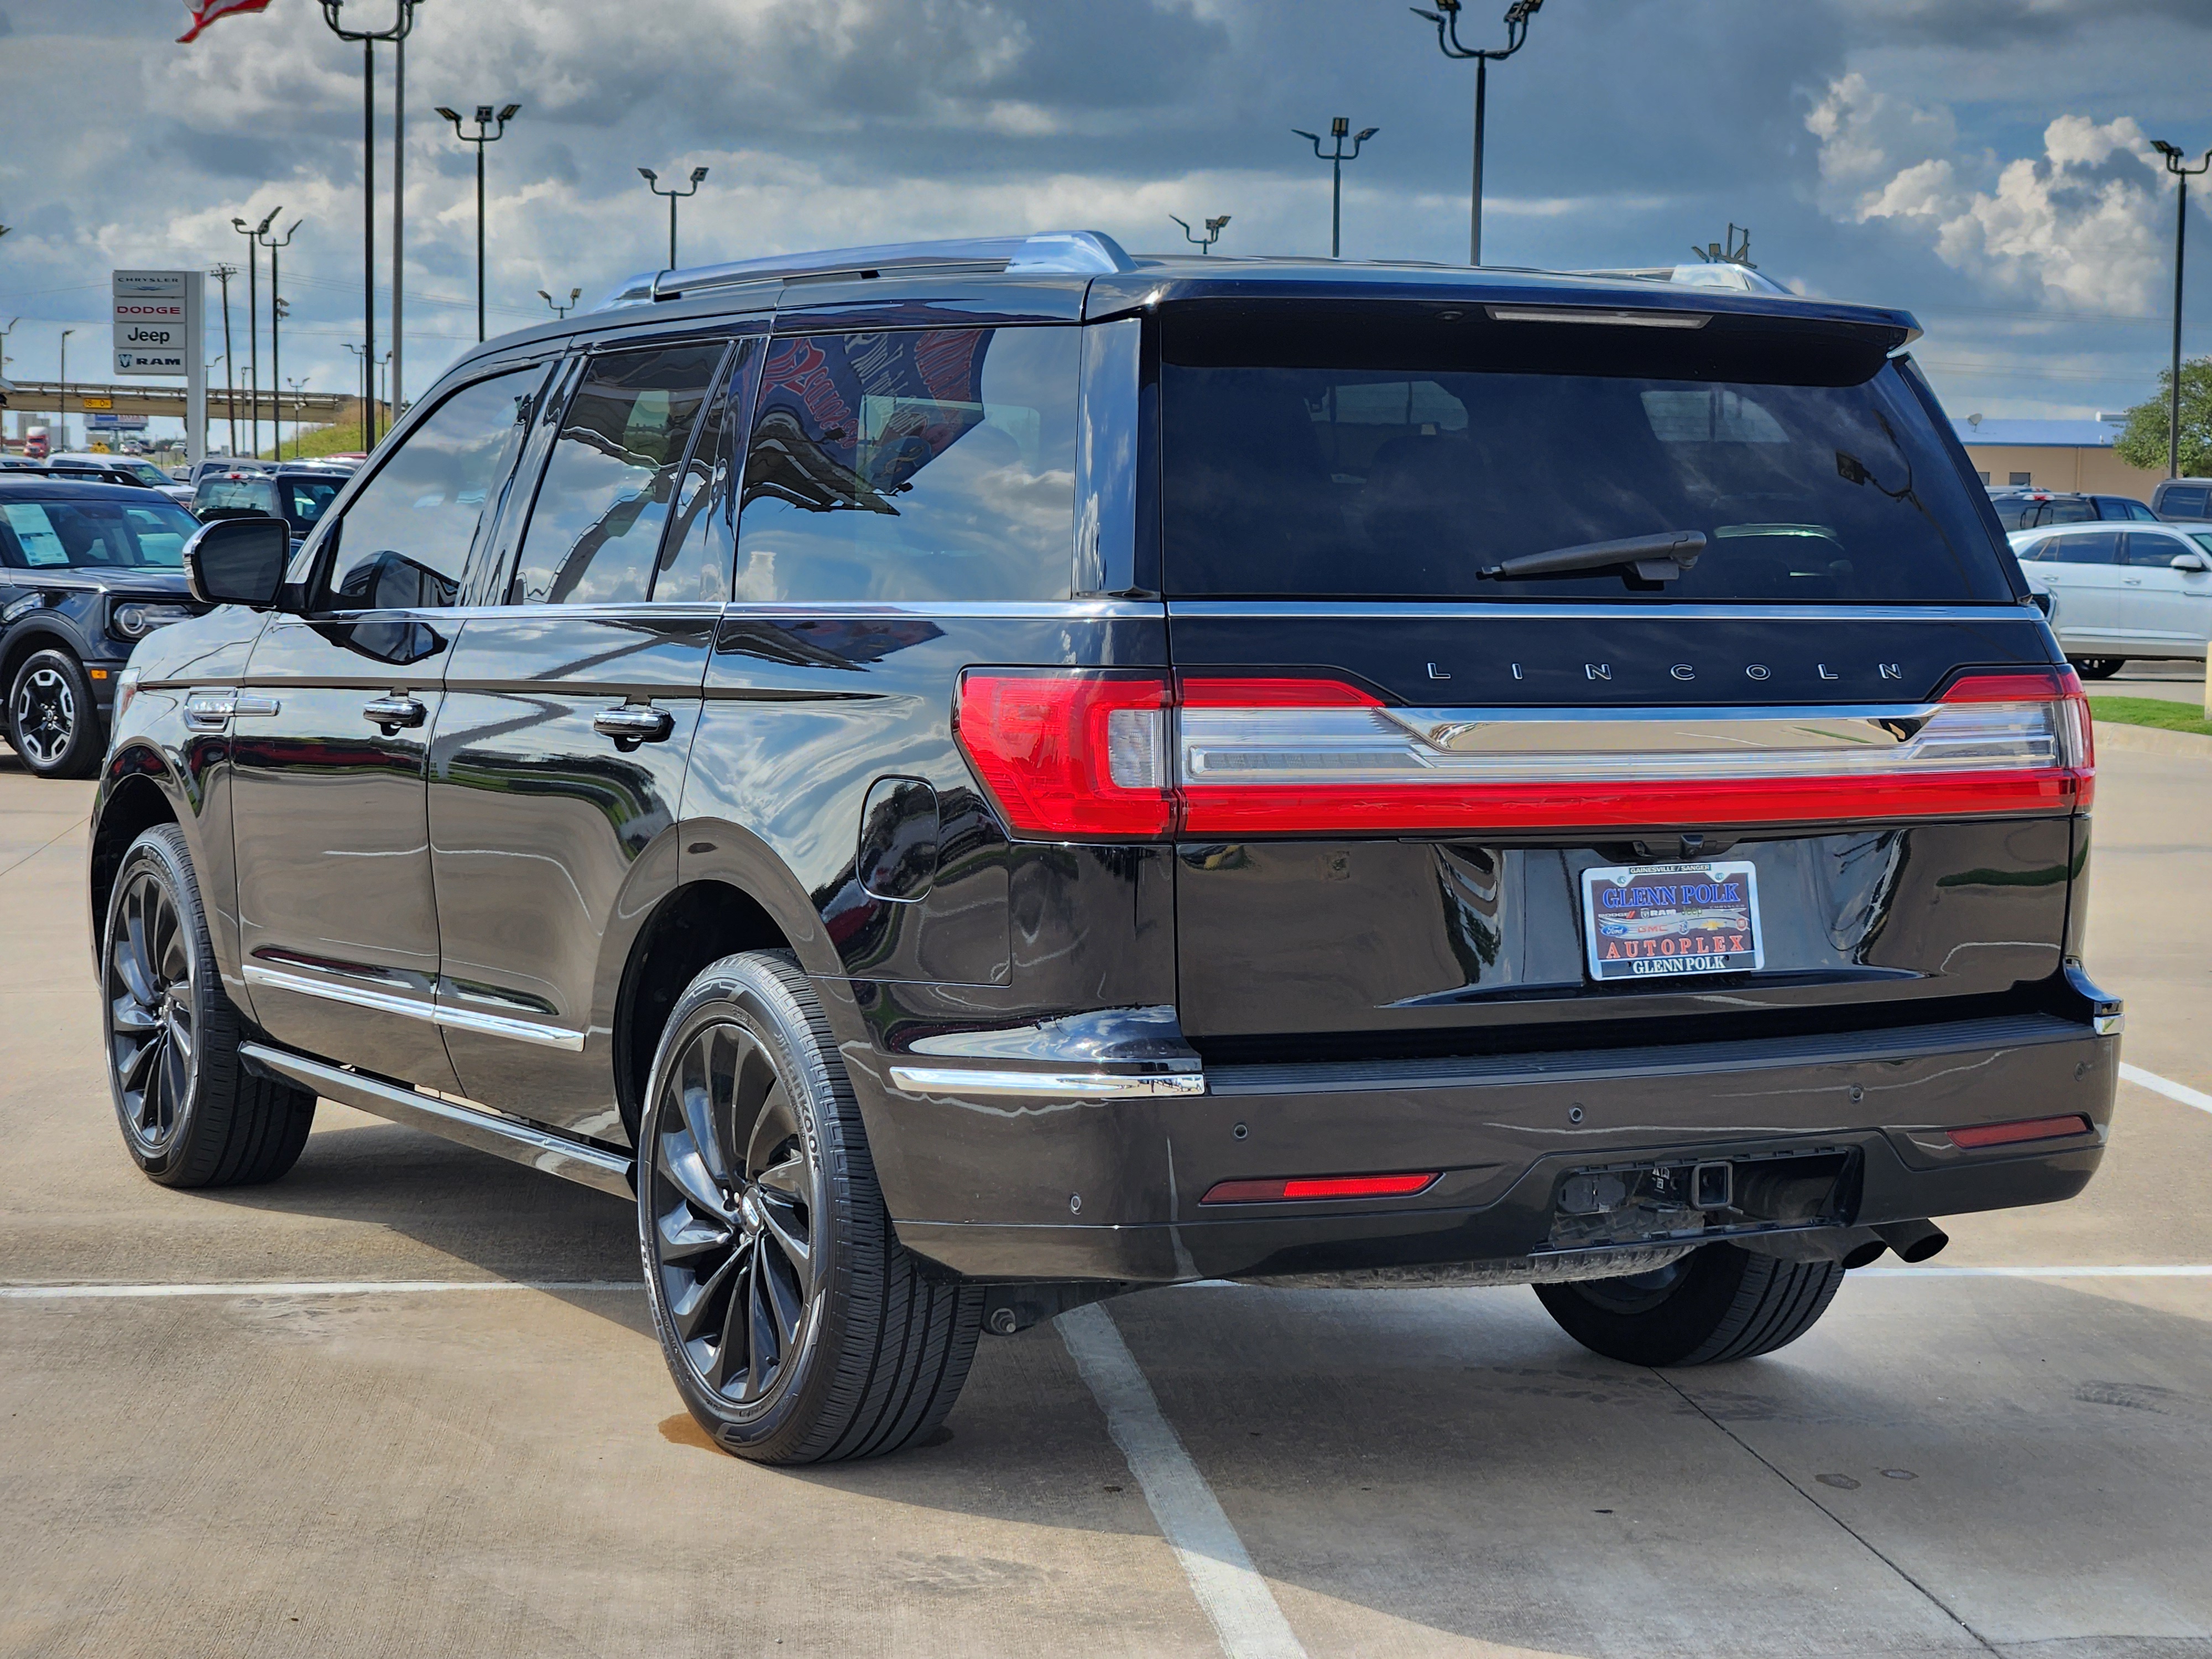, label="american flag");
[178,0,274,44]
